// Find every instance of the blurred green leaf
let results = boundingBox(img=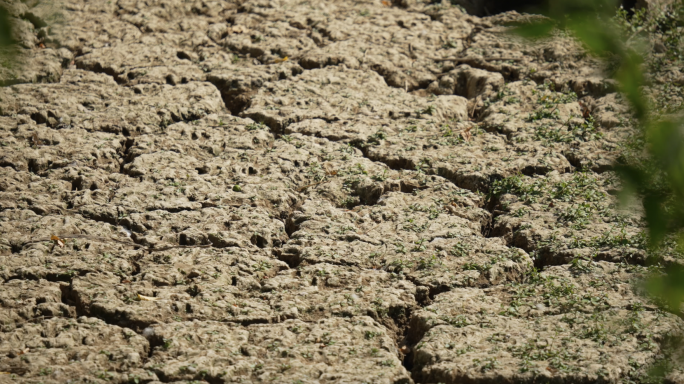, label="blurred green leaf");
[0,3,18,71]
[649,120,684,192]
[643,192,669,247]
[568,17,624,57]
[614,164,641,202]
[511,19,555,39]
[647,263,684,314]
[547,0,621,18]
[513,0,684,326]
[615,51,647,122]
[0,5,14,48]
